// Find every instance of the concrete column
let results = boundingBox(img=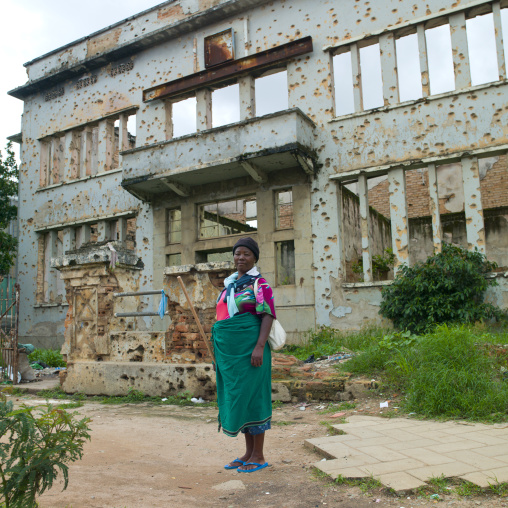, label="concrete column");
[51,137,60,185]
[358,174,372,282]
[76,224,91,248]
[62,227,75,254]
[427,163,442,253]
[80,126,92,177]
[97,221,111,243]
[118,114,130,167]
[388,168,409,272]
[417,24,431,97]
[379,33,399,106]
[239,75,256,120]
[180,201,195,264]
[97,119,114,173]
[350,43,363,112]
[461,156,486,253]
[64,131,79,181]
[164,102,173,141]
[117,217,128,244]
[196,88,212,131]
[493,2,506,80]
[449,11,471,90]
